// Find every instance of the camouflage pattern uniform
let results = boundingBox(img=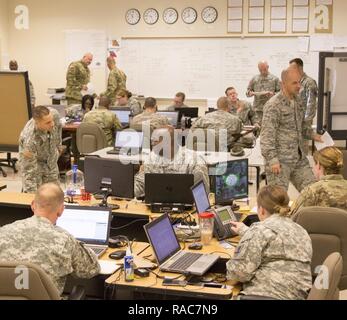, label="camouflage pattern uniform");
[227,214,312,300]
[167,104,189,112]
[19,108,62,193]
[82,107,122,146]
[300,73,318,154]
[134,147,209,198]
[191,110,242,148]
[101,67,127,105]
[29,80,36,107]
[130,111,169,132]
[65,60,90,105]
[291,175,347,216]
[229,100,260,147]
[246,73,281,126]
[116,96,142,116]
[260,92,316,192]
[0,216,100,295]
